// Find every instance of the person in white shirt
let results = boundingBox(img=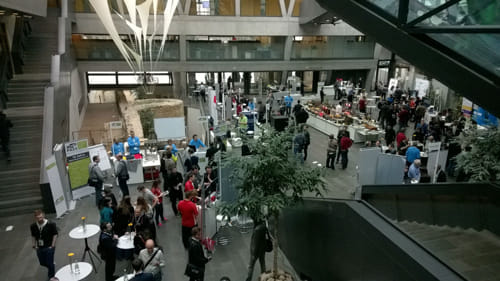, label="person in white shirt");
[336,102,343,115]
